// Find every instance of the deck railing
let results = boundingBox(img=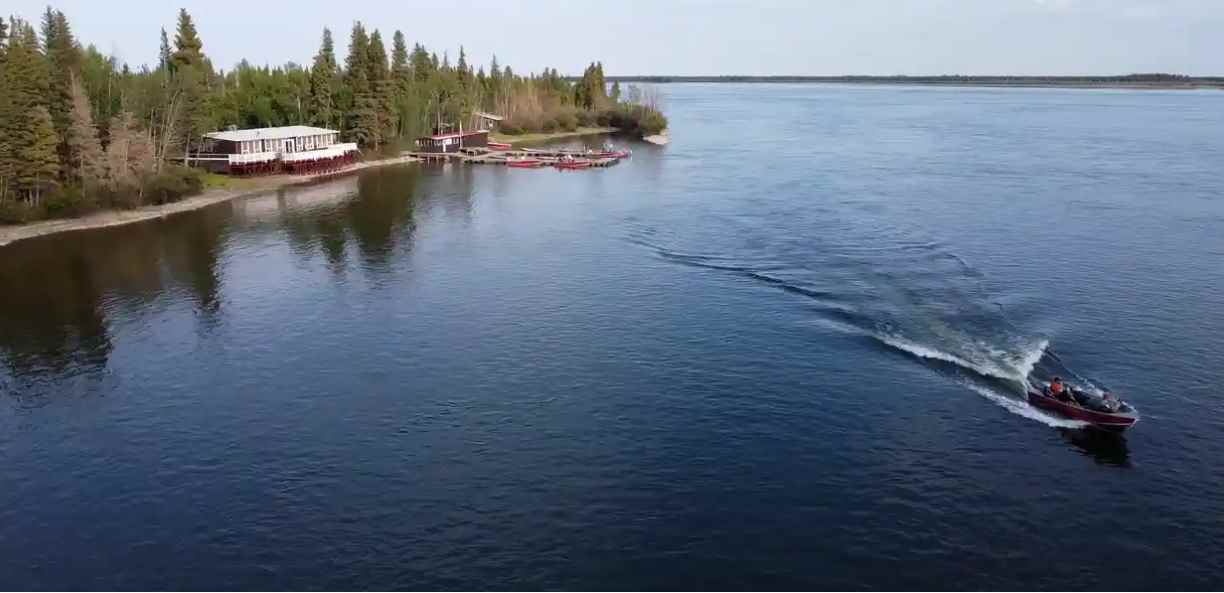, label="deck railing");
[280,143,359,163]
[228,151,280,165]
